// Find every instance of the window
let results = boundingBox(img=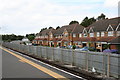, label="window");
[101,32,104,37]
[90,33,94,37]
[108,31,113,36]
[73,34,76,37]
[78,42,81,45]
[97,32,100,37]
[58,36,60,38]
[50,35,53,38]
[79,34,82,37]
[64,33,68,37]
[45,35,48,38]
[56,36,58,38]
[83,33,87,37]
[60,35,62,38]
[117,31,120,36]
